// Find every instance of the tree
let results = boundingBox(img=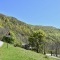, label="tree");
[55,38,60,57]
[2,32,14,48]
[28,29,46,53]
[49,33,60,57]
